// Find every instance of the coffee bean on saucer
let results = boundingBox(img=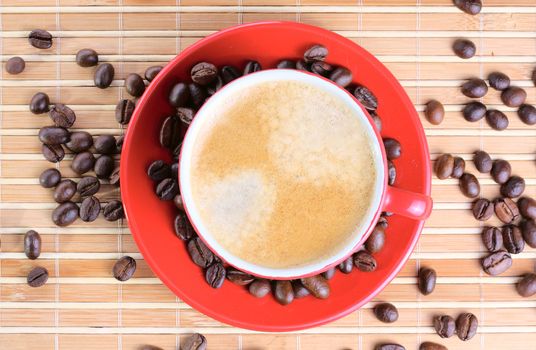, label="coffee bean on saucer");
[517,273,536,297]
[109,167,120,186]
[517,104,536,125]
[452,38,476,59]
[462,102,487,122]
[71,151,96,175]
[370,111,382,132]
[473,150,492,173]
[125,73,145,97]
[461,78,488,98]
[274,280,294,305]
[501,86,526,108]
[65,131,93,153]
[521,220,536,248]
[206,76,223,96]
[27,266,49,287]
[482,226,503,252]
[39,168,61,188]
[76,49,98,67]
[374,303,398,323]
[329,67,352,88]
[94,155,114,179]
[103,200,124,221]
[491,159,511,184]
[52,201,79,226]
[292,280,310,298]
[221,65,241,84]
[94,135,116,154]
[485,109,509,131]
[518,197,536,220]
[456,313,478,341]
[29,29,53,49]
[452,157,465,179]
[243,60,262,75]
[160,116,182,150]
[188,83,207,108]
[502,225,524,254]
[454,0,482,15]
[435,153,454,179]
[295,60,309,72]
[183,333,207,350]
[494,198,519,224]
[322,267,336,280]
[205,263,226,289]
[53,179,76,203]
[418,267,437,295]
[42,144,65,163]
[459,173,480,198]
[488,72,510,91]
[171,162,179,179]
[30,92,50,114]
[424,100,444,125]
[434,315,455,338]
[191,62,218,86]
[365,226,385,253]
[249,279,271,298]
[187,237,214,268]
[354,250,377,272]
[482,250,512,275]
[145,65,163,82]
[155,178,178,200]
[115,99,135,125]
[38,126,69,145]
[501,176,525,198]
[5,57,25,74]
[419,342,447,350]
[178,107,195,125]
[147,160,171,182]
[94,63,115,89]
[383,138,401,160]
[113,256,136,281]
[80,196,101,222]
[77,176,100,197]
[276,60,296,69]
[49,103,76,128]
[24,230,41,260]
[301,275,330,299]
[311,61,333,77]
[226,267,254,286]
[174,212,194,241]
[338,256,354,274]
[377,216,389,229]
[354,85,378,111]
[304,44,328,63]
